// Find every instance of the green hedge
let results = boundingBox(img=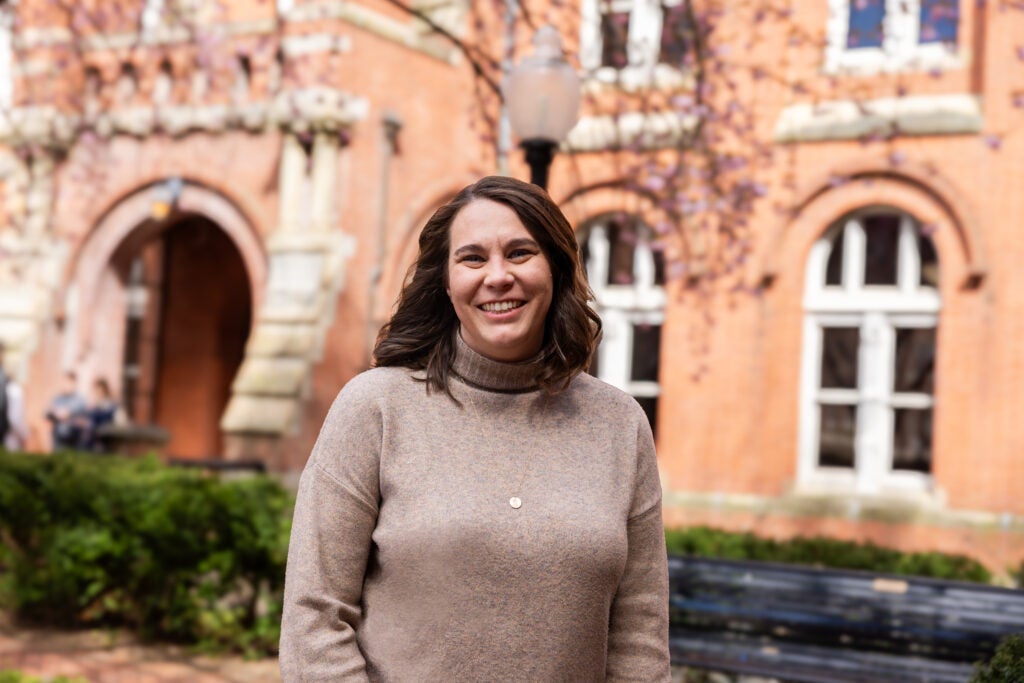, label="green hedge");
[971,634,1024,682]
[0,673,87,683]
[0,451,291,656]
[665,525,992,583]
